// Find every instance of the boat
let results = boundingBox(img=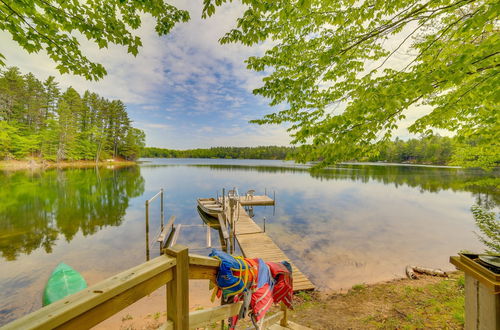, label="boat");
[196,206,229,252]
[197,206,220,227]
[197,198,223,218]
[43,263,87,306]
